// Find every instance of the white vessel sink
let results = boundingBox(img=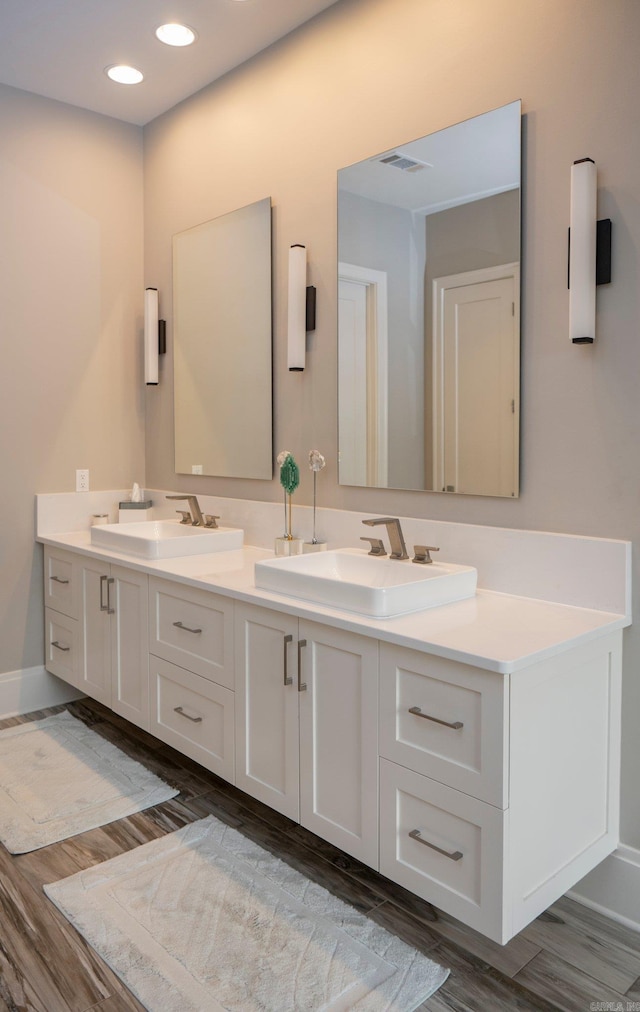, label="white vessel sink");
[254,548,477,618]
[91,521,243,559]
